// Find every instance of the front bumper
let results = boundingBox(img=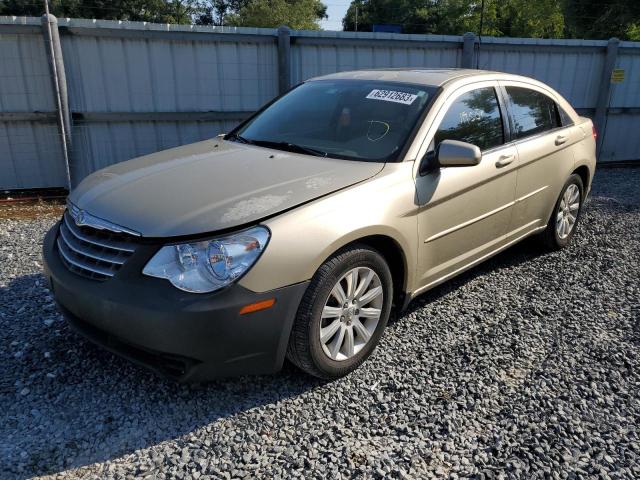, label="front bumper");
[42,223,308,382]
